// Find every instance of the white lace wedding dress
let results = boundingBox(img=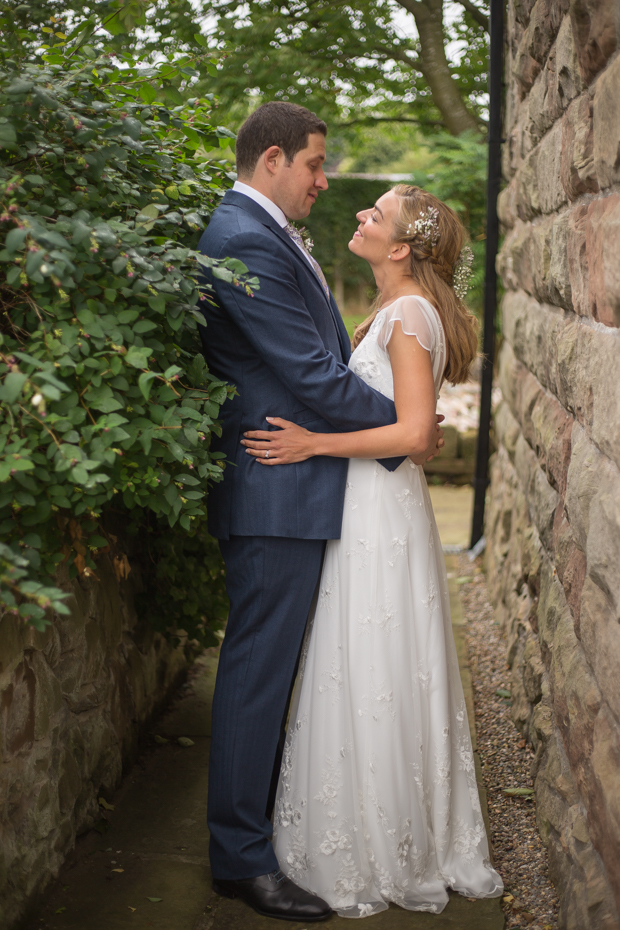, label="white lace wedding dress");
[272,296,503,918]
